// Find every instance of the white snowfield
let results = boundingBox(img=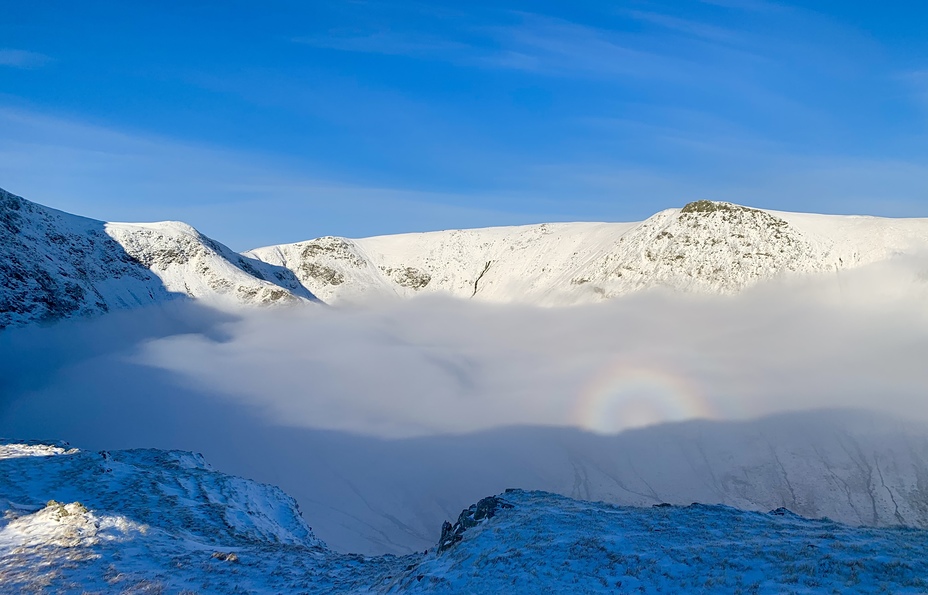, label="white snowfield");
[5,186,928,328]
[2,440,927,594]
